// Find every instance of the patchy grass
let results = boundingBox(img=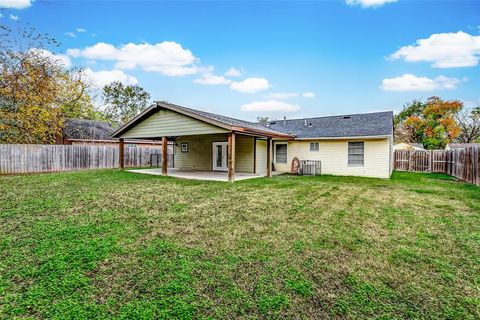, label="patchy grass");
[0,170,479,319]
